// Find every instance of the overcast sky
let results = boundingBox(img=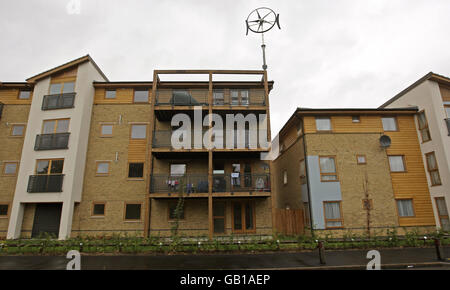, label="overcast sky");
[1,0,450,135]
